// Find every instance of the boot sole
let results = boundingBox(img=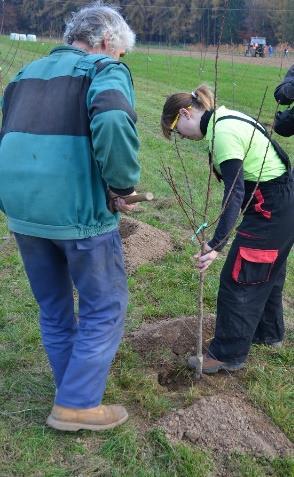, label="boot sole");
[202,362,245,374]
[46,412,129,432]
